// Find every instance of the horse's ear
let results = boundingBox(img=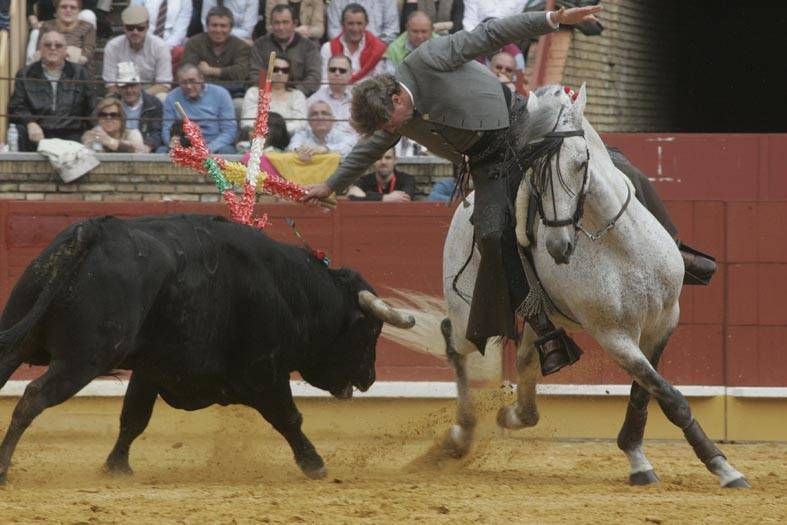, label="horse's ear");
[574,83,587,114]
[526,91,540,113]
